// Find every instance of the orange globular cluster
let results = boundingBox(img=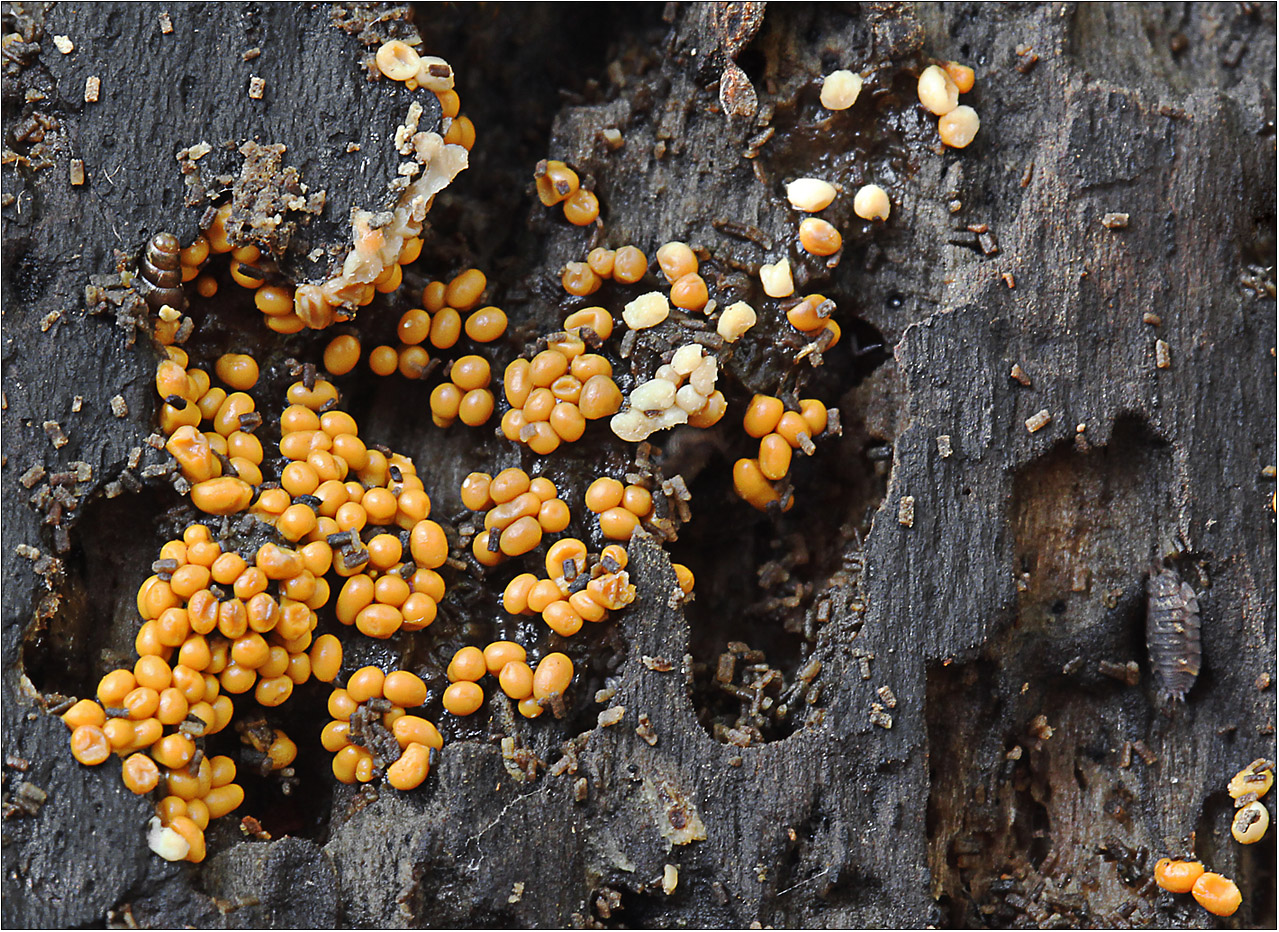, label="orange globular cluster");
[63,518,352,861]
[79,351,462,860]
[344,268,505,430]
[322,666,442,789]
[654,241,711,313]
[431,355,495,428]
[535,159,599,229]
[785,293,842,352]
[583,477,653,541]
[459,468,572,566]
[178,202,430,334]
[155,347,263,511]
[502,540,637,639]
[442,645,575,720]
[733,394,832,511]
[562,244,648,297]
[1153,856,1243,918]
[272,398,450,640]
[500,331,623,455]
